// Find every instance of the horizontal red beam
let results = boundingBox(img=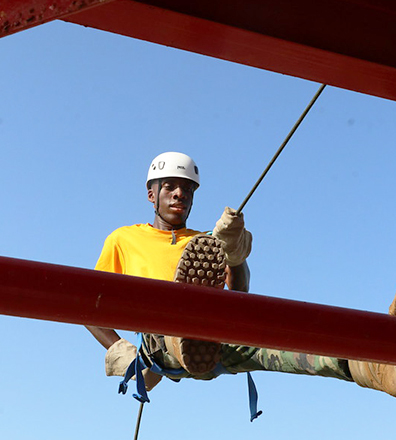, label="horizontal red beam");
[63,0,396,102]
[2,1,396,101]
[1,255,396,365]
